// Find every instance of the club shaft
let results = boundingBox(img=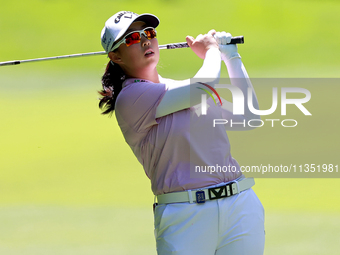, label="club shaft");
[0,36,244,66]
[0,51,107,66]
